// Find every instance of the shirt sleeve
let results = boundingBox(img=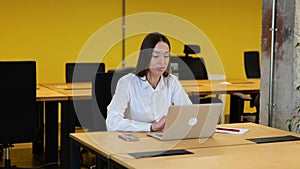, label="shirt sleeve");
[171,75,193,105]
[106,76,152,132]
